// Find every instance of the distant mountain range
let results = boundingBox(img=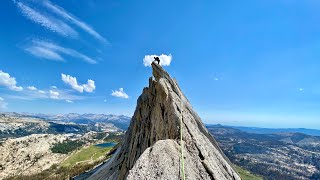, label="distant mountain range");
[3,112,131,130]
[207,124,320,137]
